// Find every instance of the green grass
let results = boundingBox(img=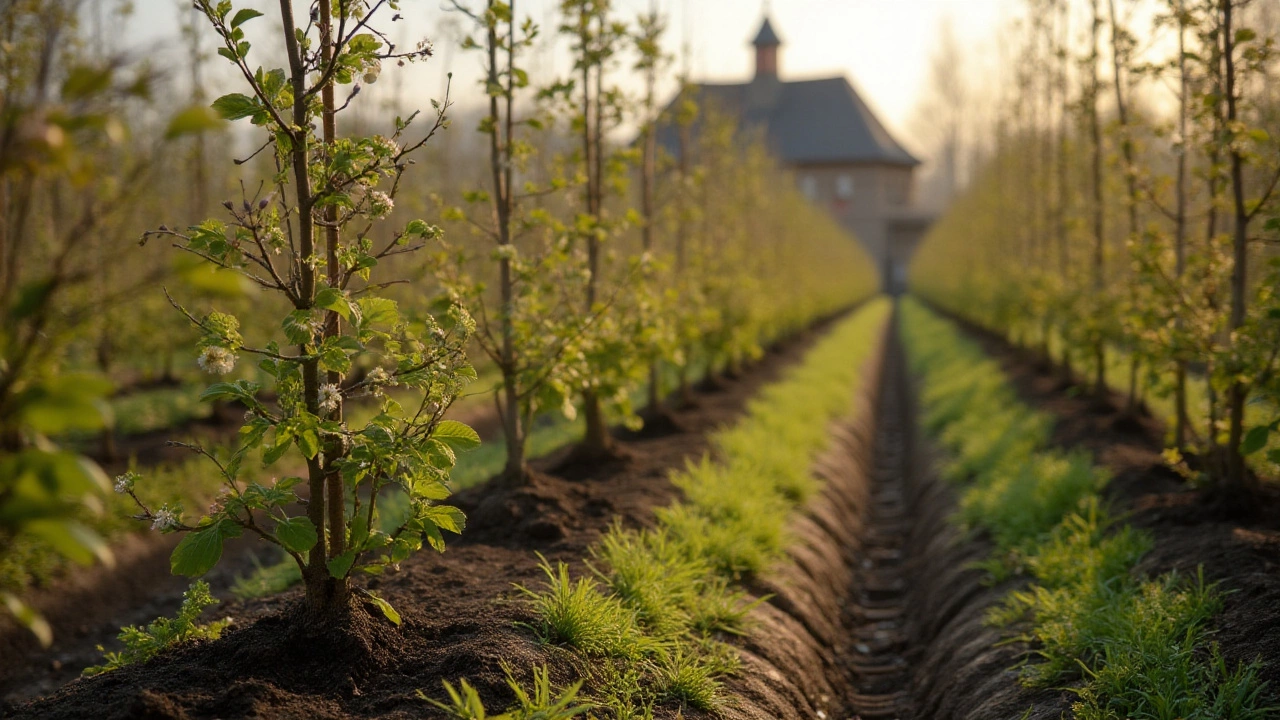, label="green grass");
[230,552,303,600]
[520,558,656,660]
[422,663,593,720]
[901,297,1273,718]
[512,298,892,715]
